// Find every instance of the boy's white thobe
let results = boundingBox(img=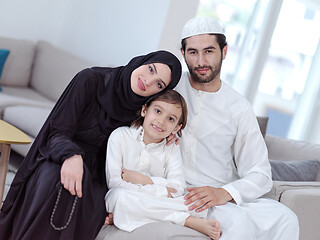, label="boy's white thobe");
[105,126,206,232]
